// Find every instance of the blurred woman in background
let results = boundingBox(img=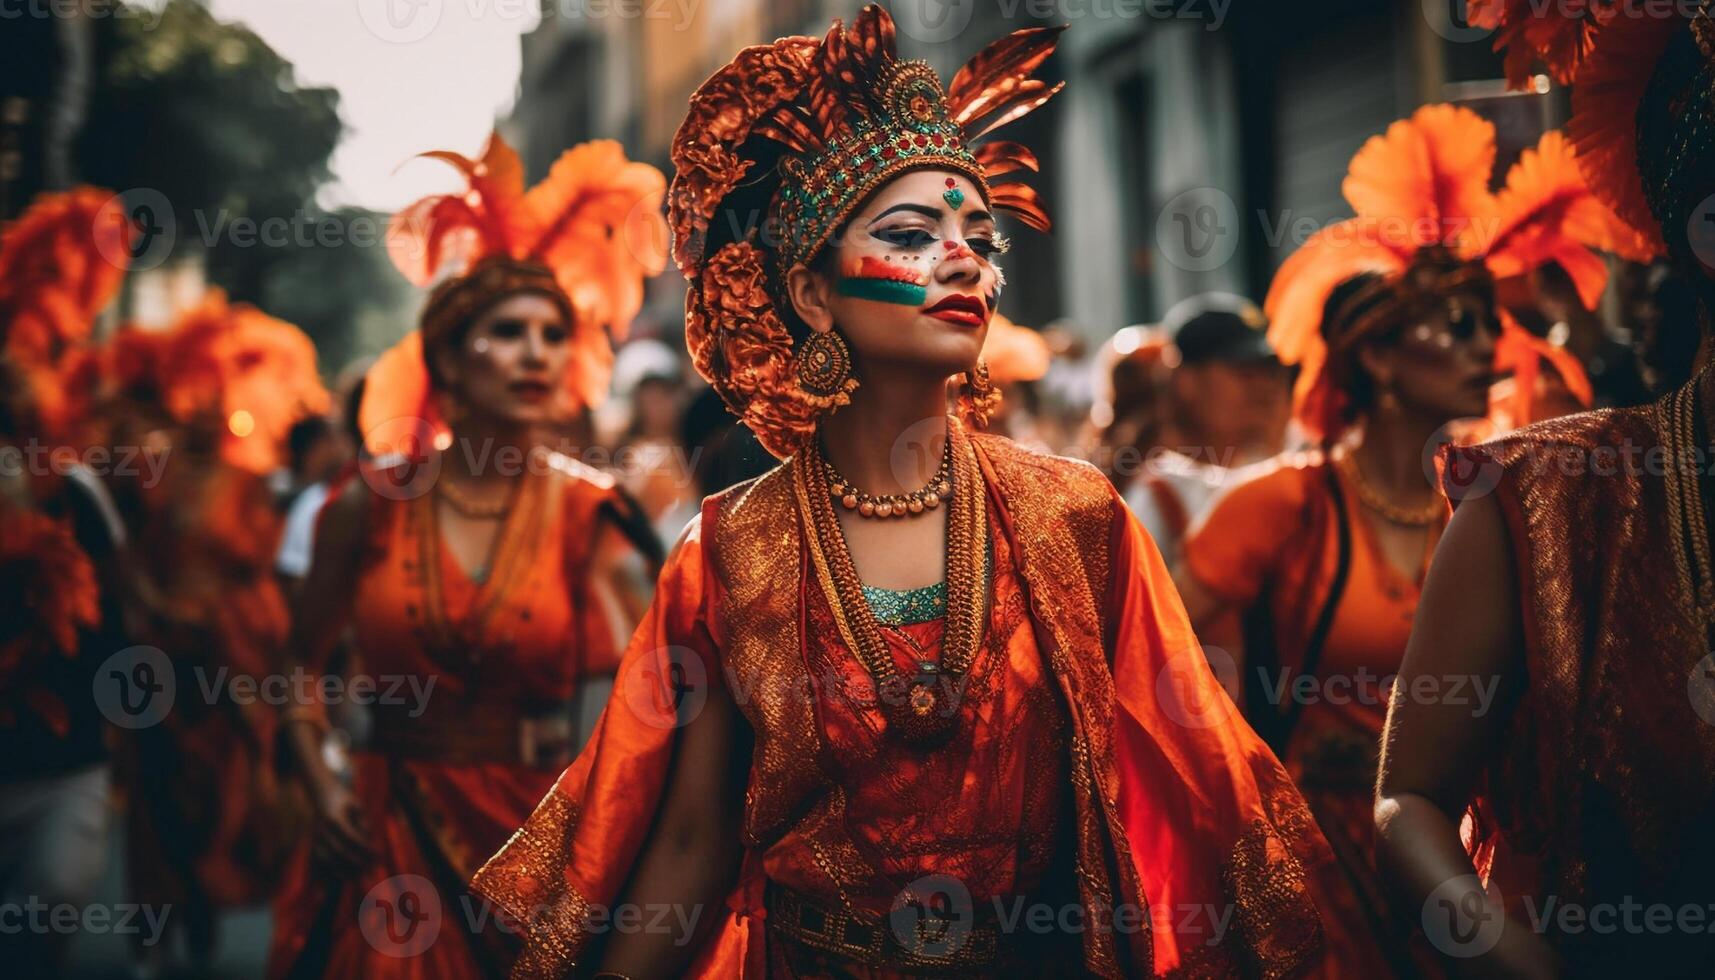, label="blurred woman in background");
[1175,104,1627,976]
[267,134,667,979]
